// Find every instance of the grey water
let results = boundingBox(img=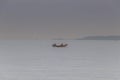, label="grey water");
[0,40,120,80]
